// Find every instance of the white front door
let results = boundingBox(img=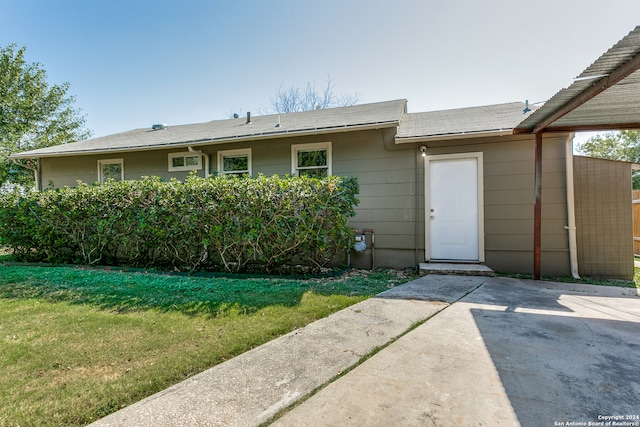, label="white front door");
[426,154,483,261]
